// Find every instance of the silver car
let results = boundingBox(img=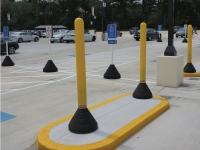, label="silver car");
[50,32,67,43]
[10,32,39,43]
[63,30,96,43]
